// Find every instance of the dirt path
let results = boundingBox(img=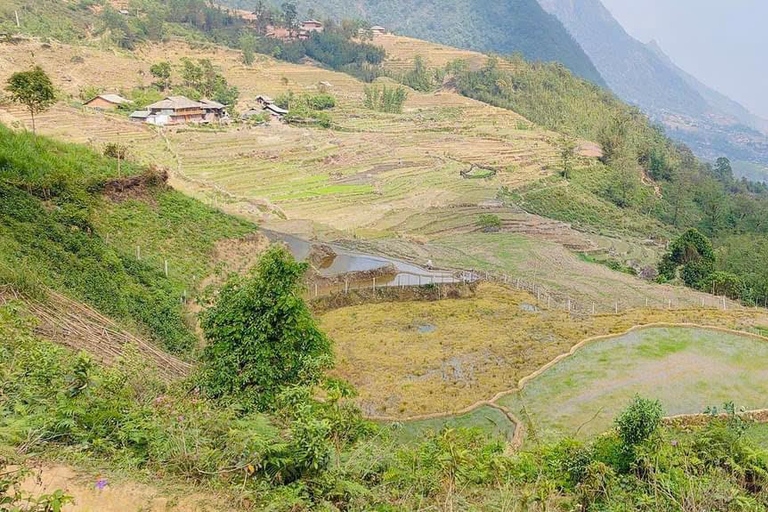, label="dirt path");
[19,464,237,512]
